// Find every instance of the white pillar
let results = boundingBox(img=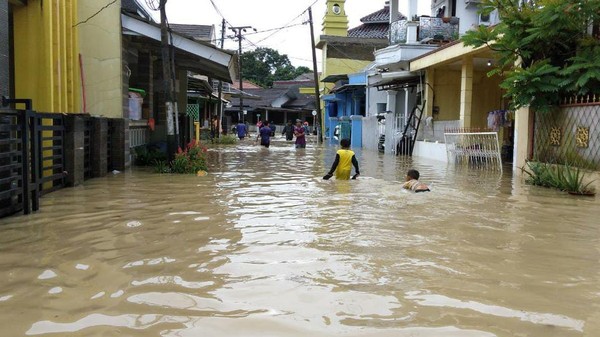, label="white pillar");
[408,0,418,19]
[389,0,399,23]
[406,21,419,44]
[386,90,398,113]
[513,106,533,173]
